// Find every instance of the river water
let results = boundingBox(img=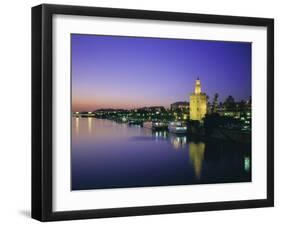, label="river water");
[72,118,251,190]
